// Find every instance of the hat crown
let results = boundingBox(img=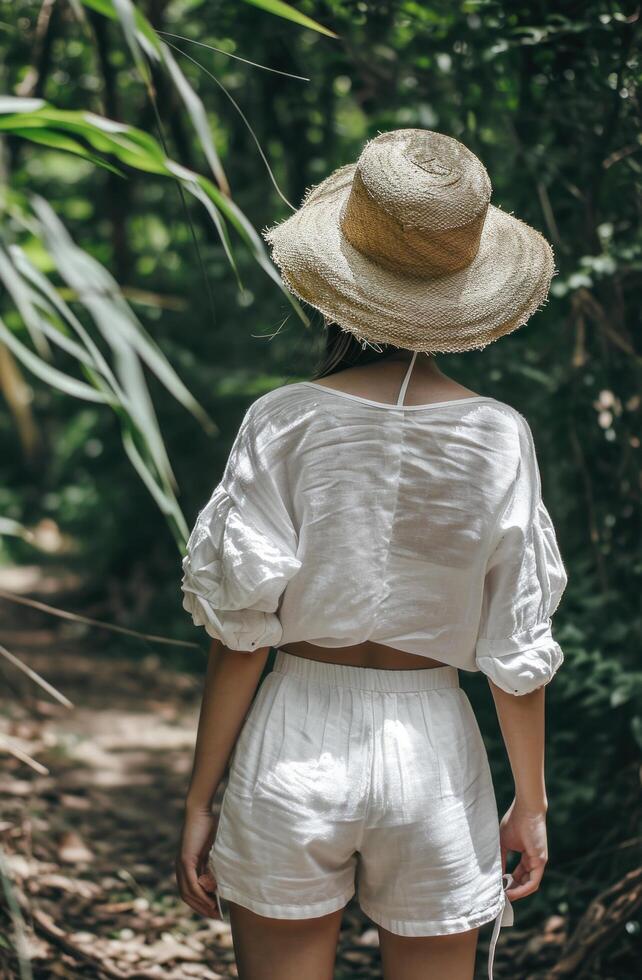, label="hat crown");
[340,129,492,277]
